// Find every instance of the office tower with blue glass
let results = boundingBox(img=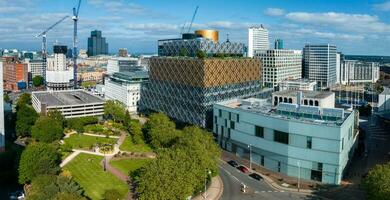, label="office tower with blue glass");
[87,30,109,57]
[274,39,284,49]
[303,44,337,90]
